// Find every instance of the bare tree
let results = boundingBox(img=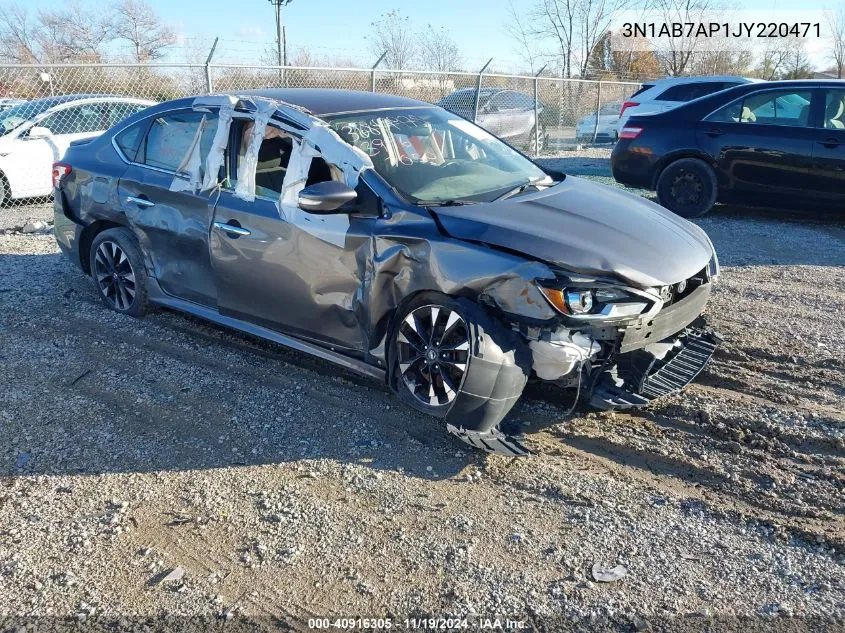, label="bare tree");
[827,5,845,79]
[0,3,41,63]
[535,0,577,77]
[112,0,175,63]
[39,1,115,62]
[652,0,716,76]
[506,0,631,78]
[366,10,416,70]
[755,45,792,80]
[505,0,543,73]
[574,0,631,77]
[418,25,462,72]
